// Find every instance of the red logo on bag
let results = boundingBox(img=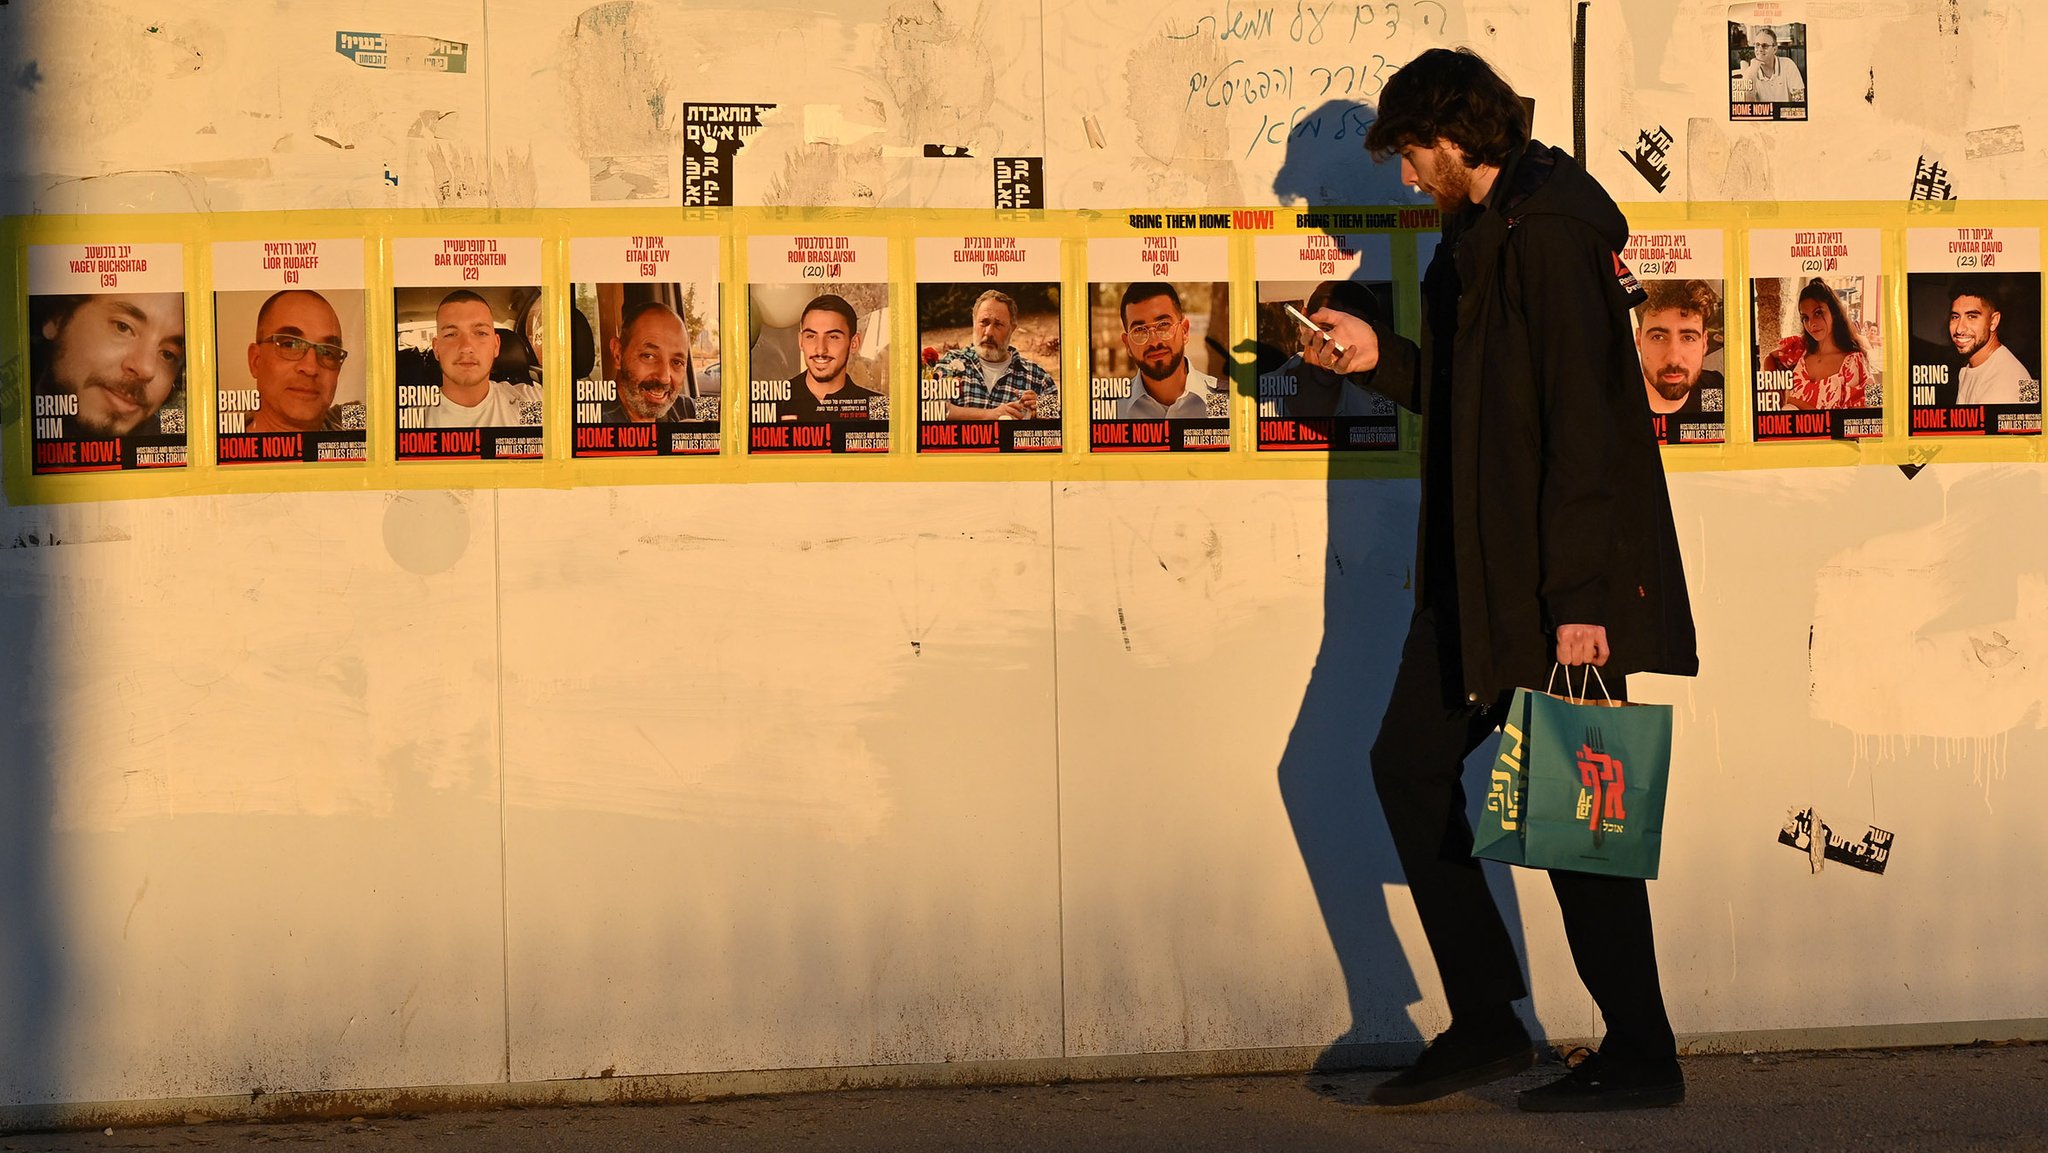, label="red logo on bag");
[1576,746,1627,831]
